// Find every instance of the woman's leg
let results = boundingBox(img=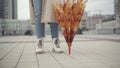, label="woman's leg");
[33,0,45,54]
[50,23,63,53]
[33,0,45,39]
[50,23,59,38]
